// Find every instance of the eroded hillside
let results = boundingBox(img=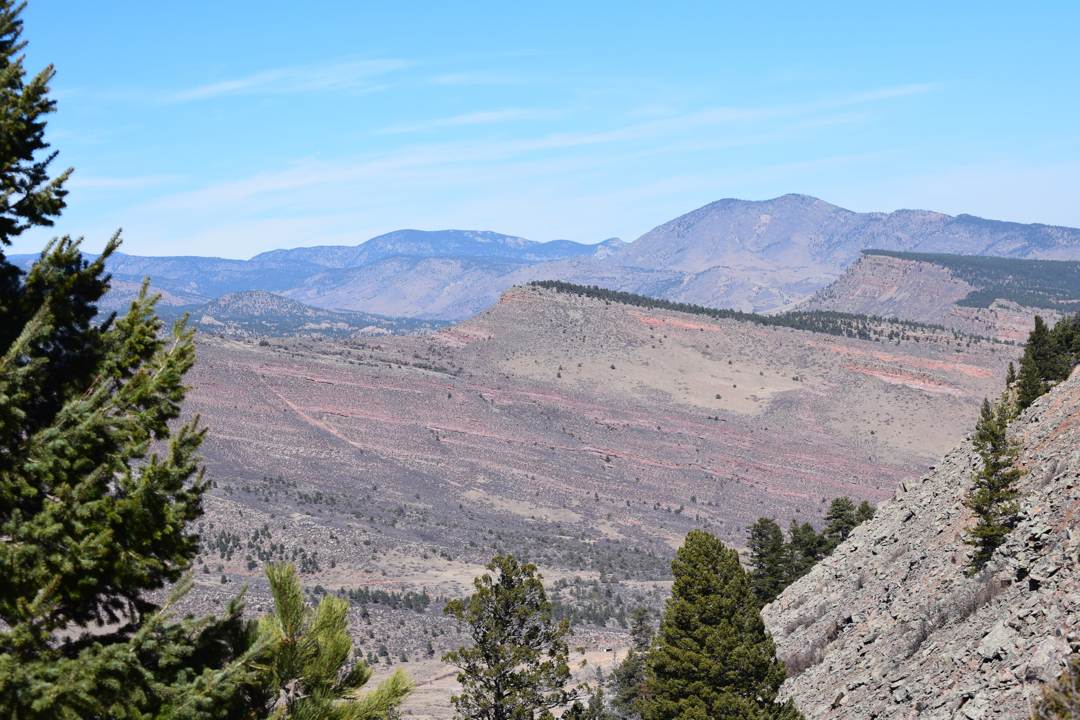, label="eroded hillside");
[802,253,1059,341]
[764,369,1080,720]
[179,285,1014,717]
